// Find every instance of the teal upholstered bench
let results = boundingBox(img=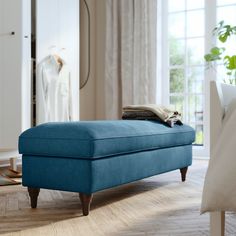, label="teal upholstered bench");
[19,120,195,215]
